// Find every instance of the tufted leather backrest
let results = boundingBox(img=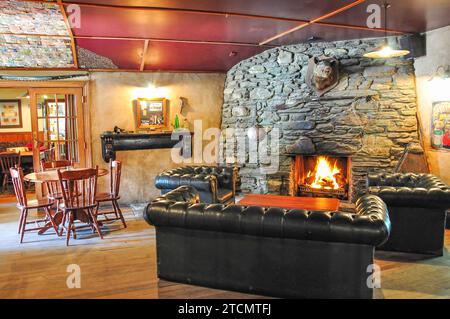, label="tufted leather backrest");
[162,166,230,176]
[155,171,216,192]
[368,173,449,190]
[161,166,234,187]
[416,175,449,190]
[368,173,450,208]
[144,187,391,247]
